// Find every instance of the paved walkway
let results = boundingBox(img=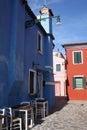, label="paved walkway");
[31,101,87,130]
